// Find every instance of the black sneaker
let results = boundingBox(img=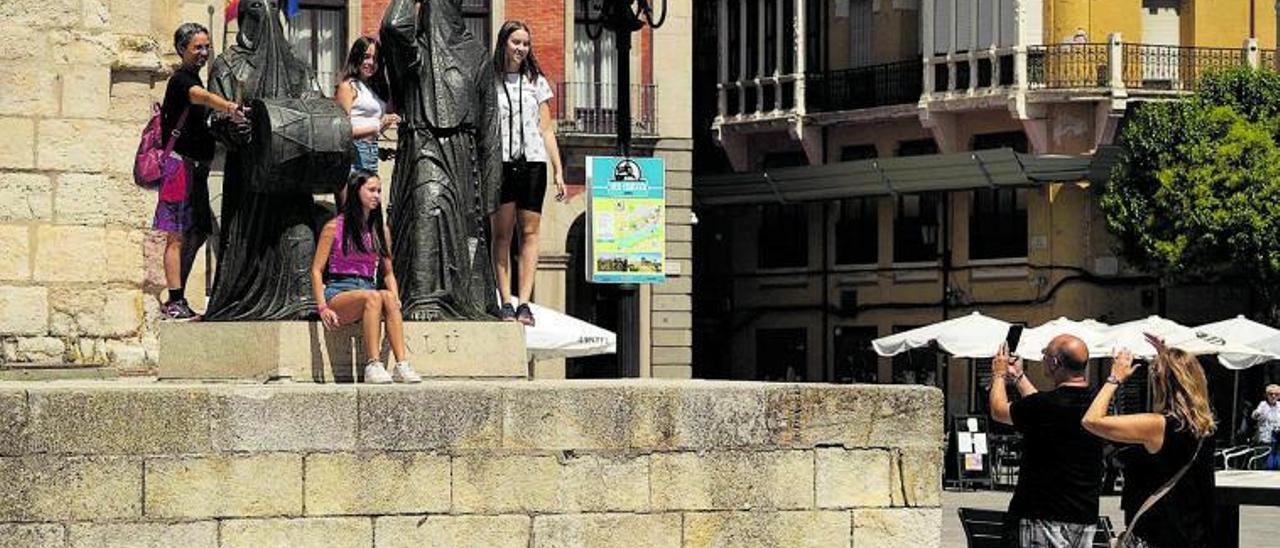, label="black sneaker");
[515,303,535,327]
[498,303,518,322]
[161,299,200,321]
